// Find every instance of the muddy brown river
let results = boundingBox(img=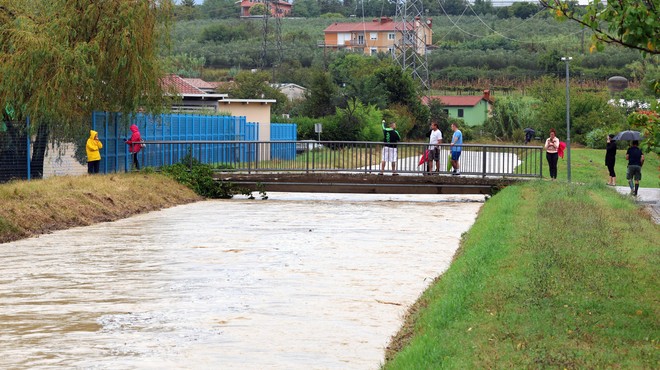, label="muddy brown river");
[0,193,483,369]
